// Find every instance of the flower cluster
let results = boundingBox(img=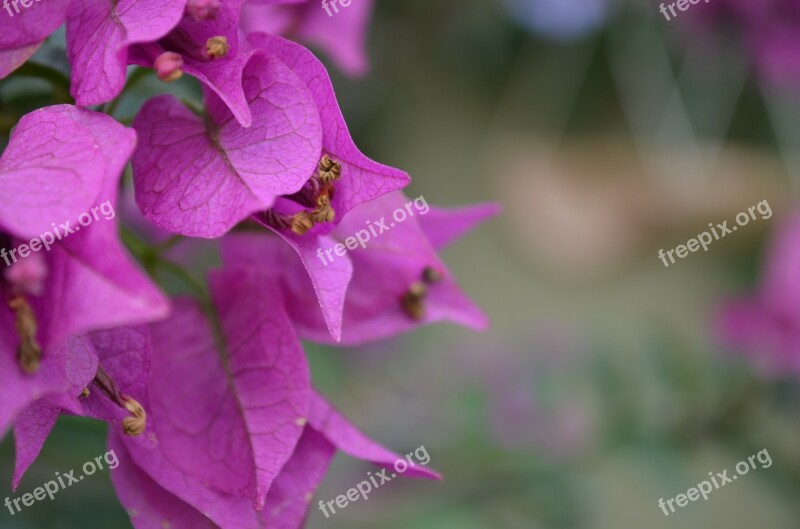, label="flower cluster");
[0,1,498,528]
